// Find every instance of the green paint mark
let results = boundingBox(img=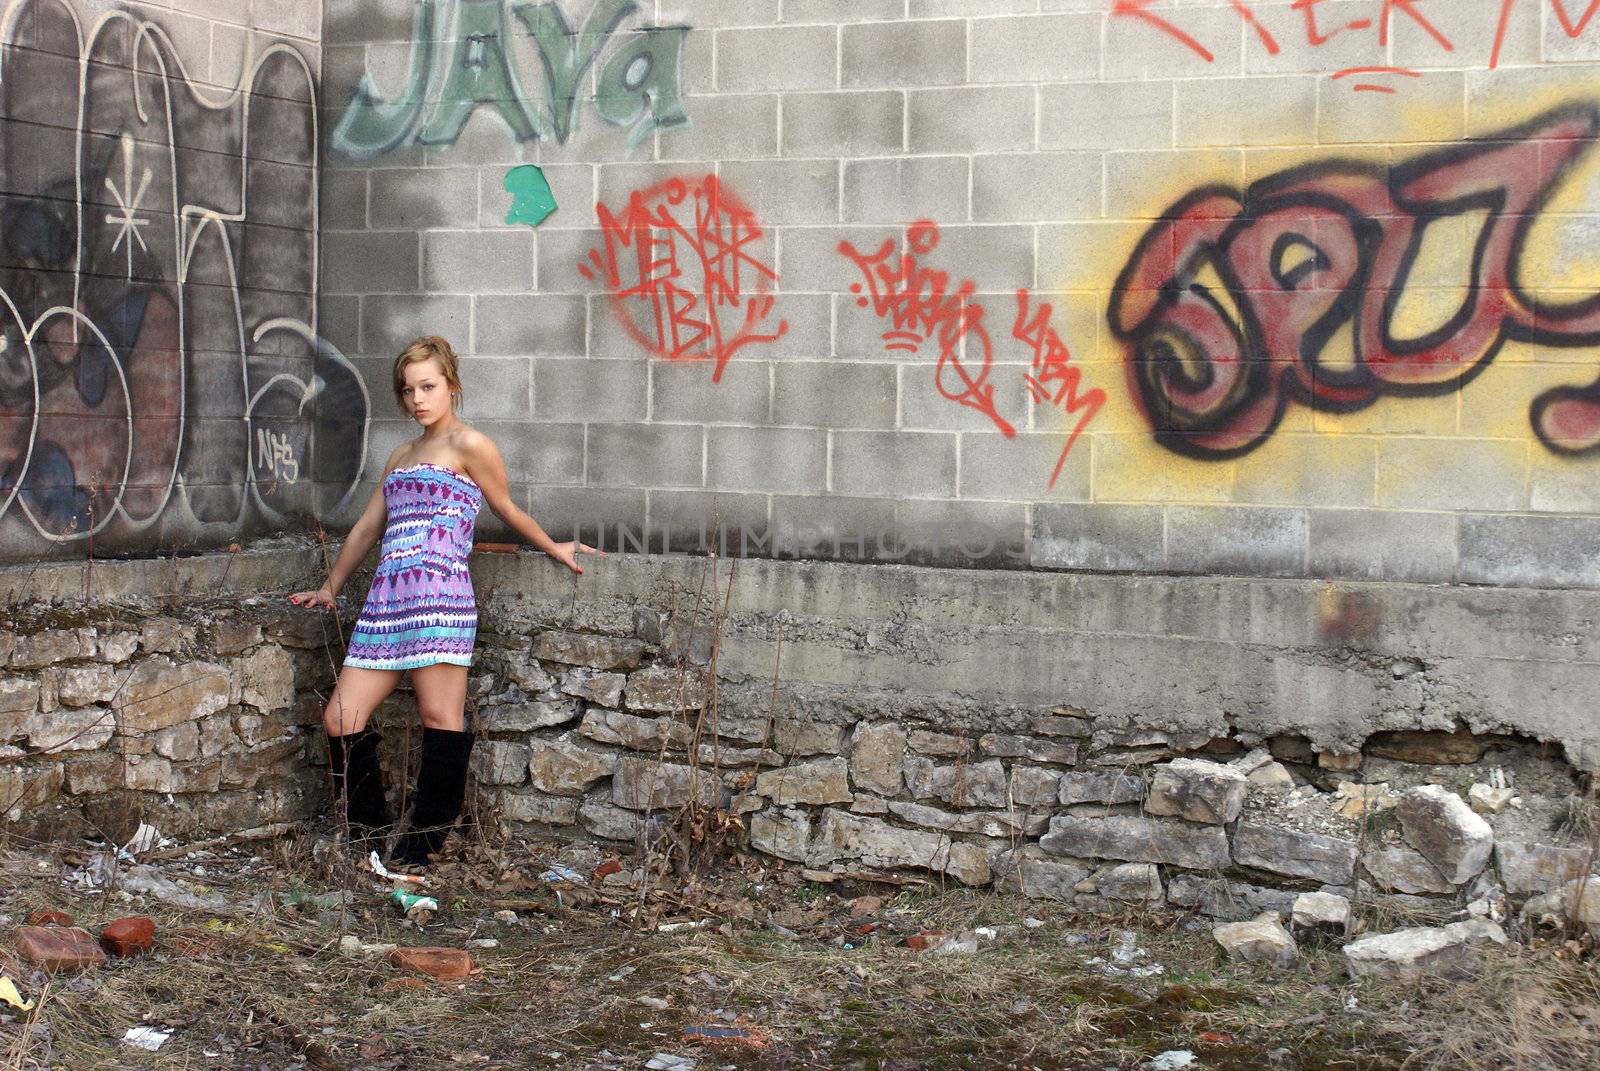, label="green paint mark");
[503,165,557,228]
[596,25,690,146]
[416,0,543,148]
